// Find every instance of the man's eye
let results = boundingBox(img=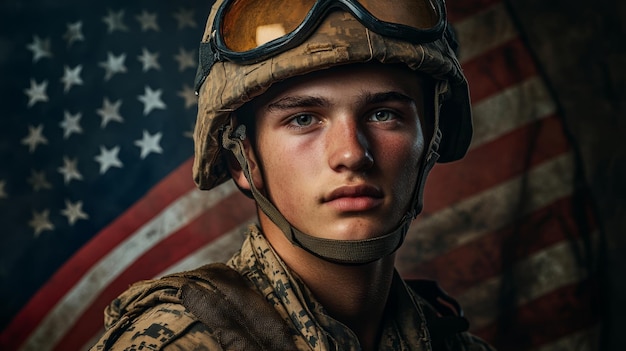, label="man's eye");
[369,110,395,122]
[290,114,314,127]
